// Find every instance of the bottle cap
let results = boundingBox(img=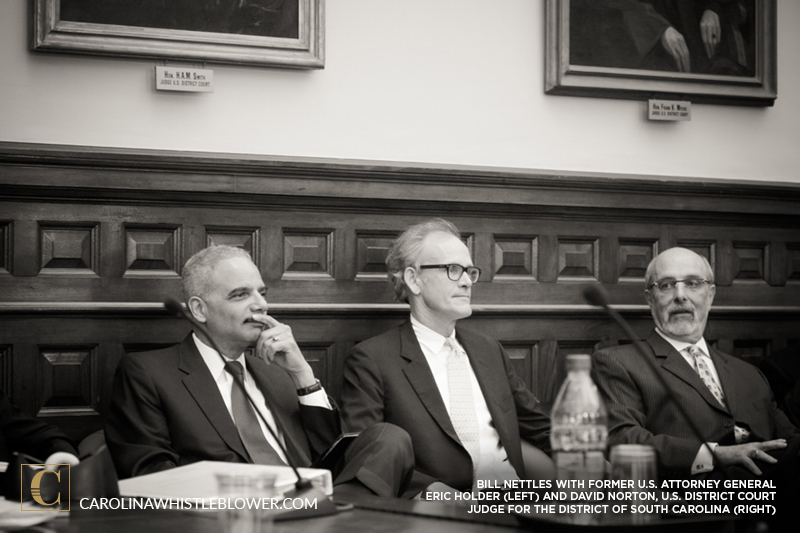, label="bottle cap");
[565,353,591,371]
